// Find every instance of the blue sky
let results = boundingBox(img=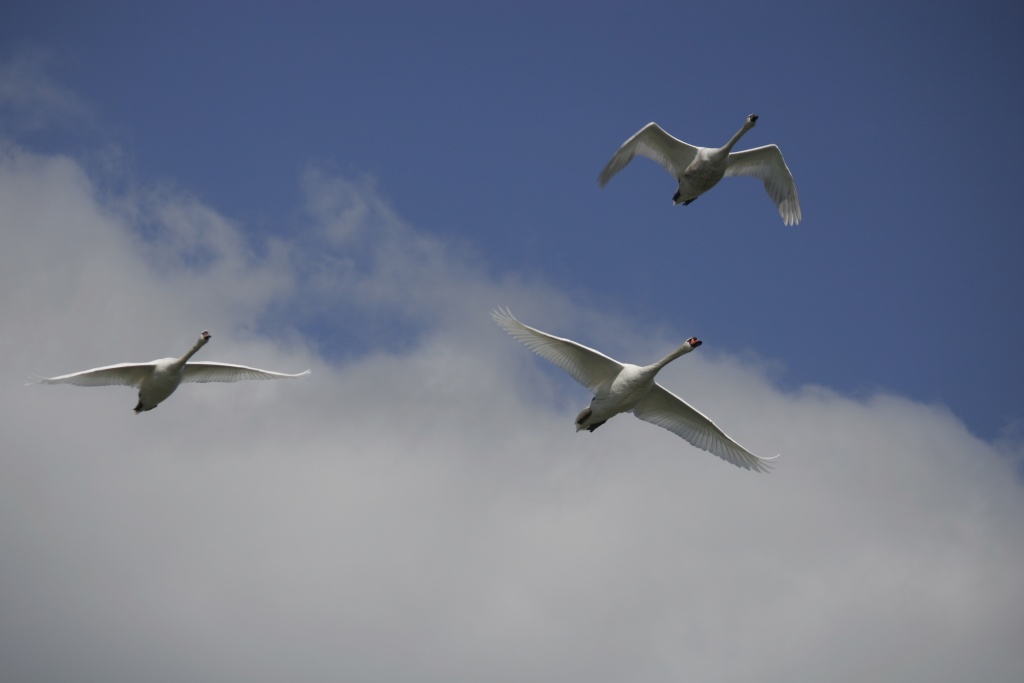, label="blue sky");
[4,0,1021,438]
[2,2,1023,681]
